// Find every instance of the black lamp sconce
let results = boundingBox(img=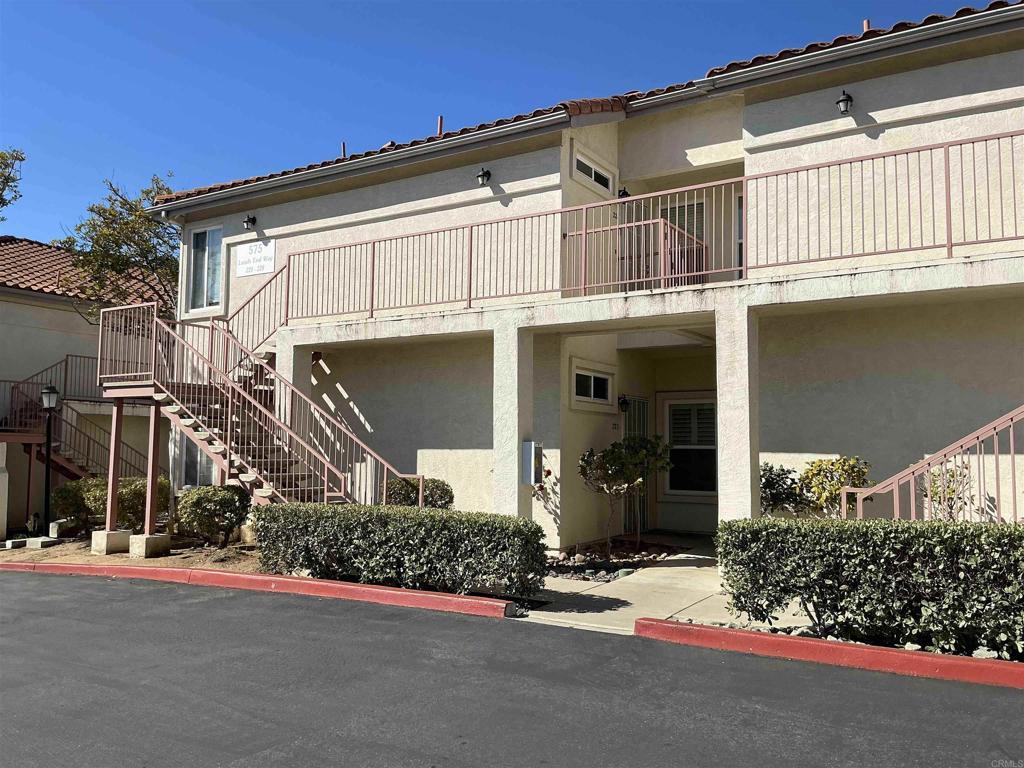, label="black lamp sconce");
[242,214,258,231]
[476,167,492,187]
[836,90,853,116]
[617,394,630,413]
